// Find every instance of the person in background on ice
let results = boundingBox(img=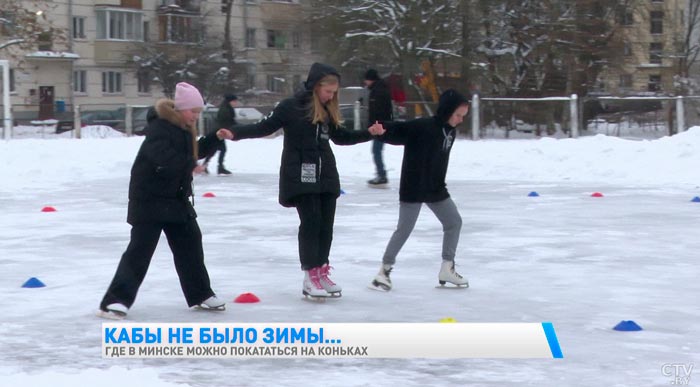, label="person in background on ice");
[364,68,393,187]
[99,82,234,318]
[224,63,385,299]
[369,89,470,291]
[203,93,238,175]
